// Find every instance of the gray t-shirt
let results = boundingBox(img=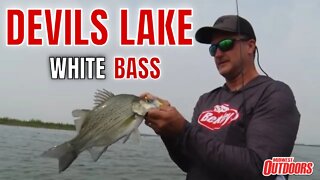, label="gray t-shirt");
[162,75,300,180]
